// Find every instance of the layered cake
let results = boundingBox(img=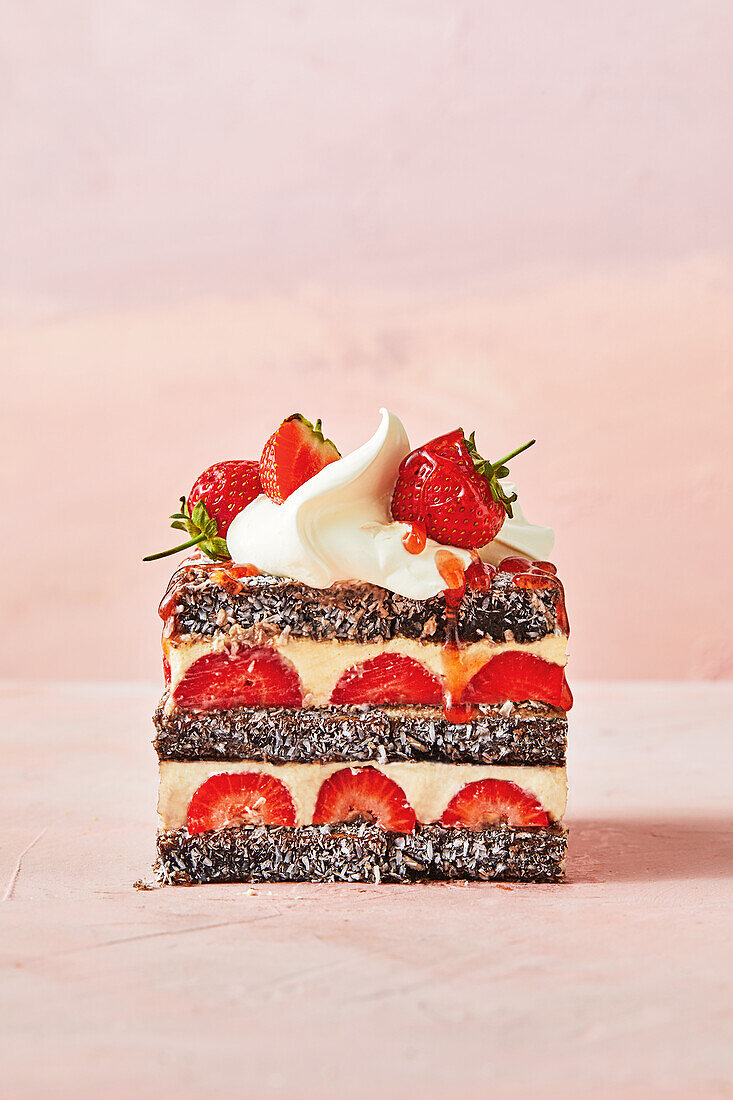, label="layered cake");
[146,409,570,884]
